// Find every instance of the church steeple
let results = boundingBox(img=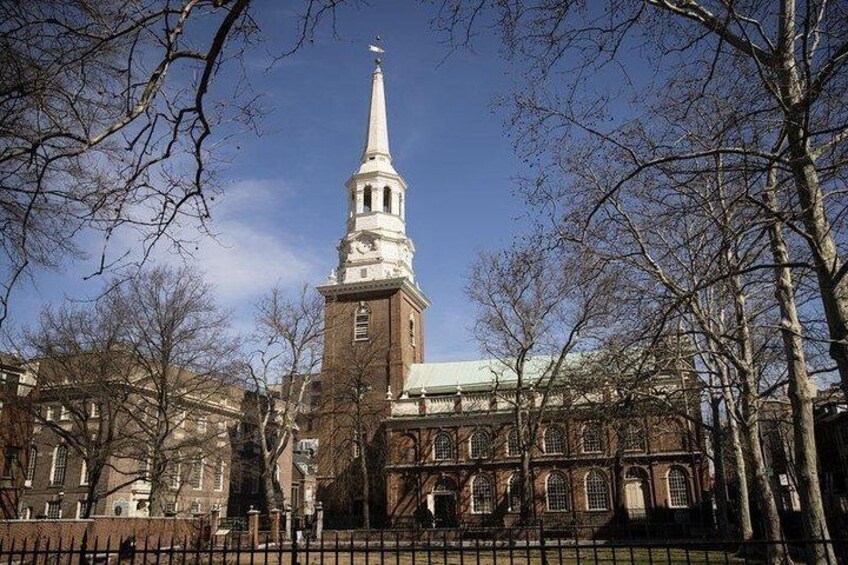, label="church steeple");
[362,65,391,163]
[326,62,417,286]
